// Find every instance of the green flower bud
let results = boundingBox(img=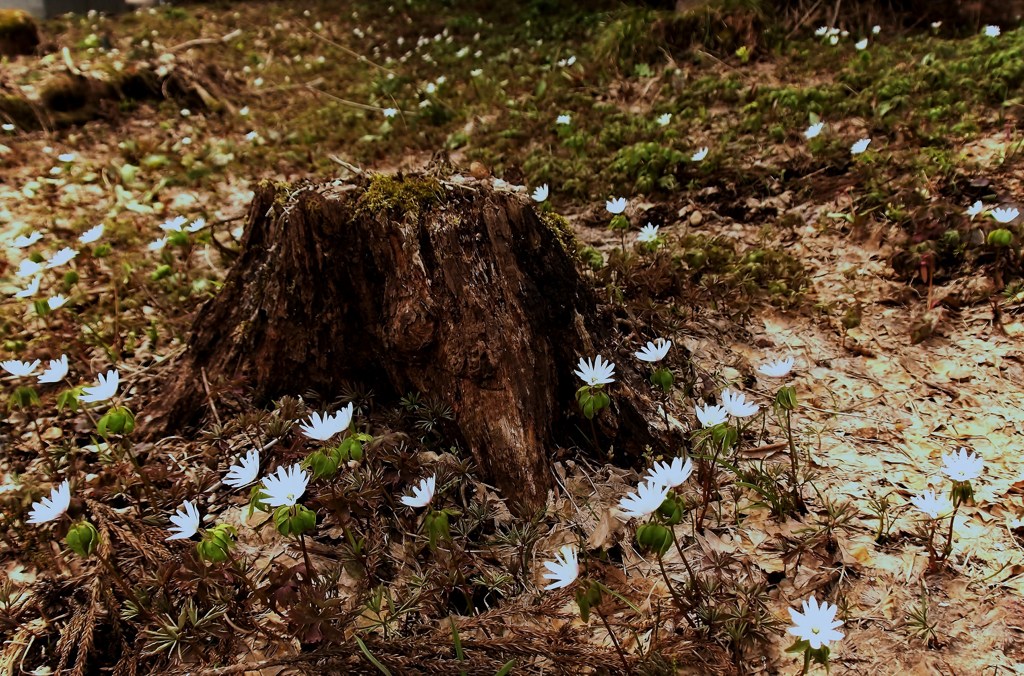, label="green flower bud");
[658,496,684,525]
[247,485,270,517]
[338,436,364,462]
[305,450,340,480]
[951,481,974,505]
[97,406,135,436]
[63,270,80,288]
[426,509,451,550]
[636,523,673,556]
[196,523,237,563]
[274,504,316,537]
[775,385,798,412]
[650,367,673,393]
[92,244,112,258]
[8,386,39,411]
[609,214,629,232]
[987,228,1013,247]
[576,386,611,420]
[56,387,81,412]
[66,520,100,558]
[710,423,738,449]
[151,264,173,281]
